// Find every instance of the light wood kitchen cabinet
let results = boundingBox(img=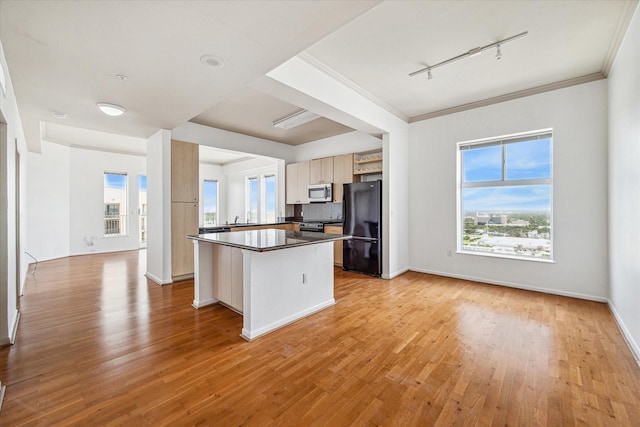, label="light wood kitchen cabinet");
[171,202,198,278]
[310,157,334,184]
[286,161,310,204]
[171,139,198,202]
[332,153,356,203]
[324,225,344,266]
[171,139,199,280]
[212,245,243,313]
